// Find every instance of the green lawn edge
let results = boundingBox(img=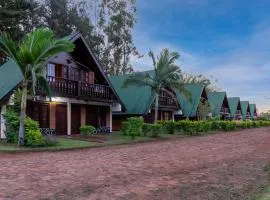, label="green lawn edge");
[0,127,268,153]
